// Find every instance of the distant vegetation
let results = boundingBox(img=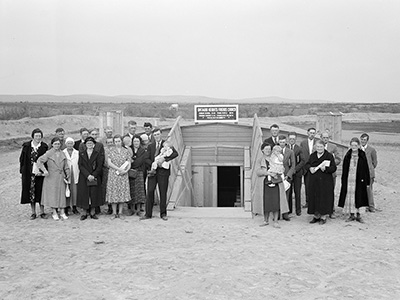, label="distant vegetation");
[1,101,400,121]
